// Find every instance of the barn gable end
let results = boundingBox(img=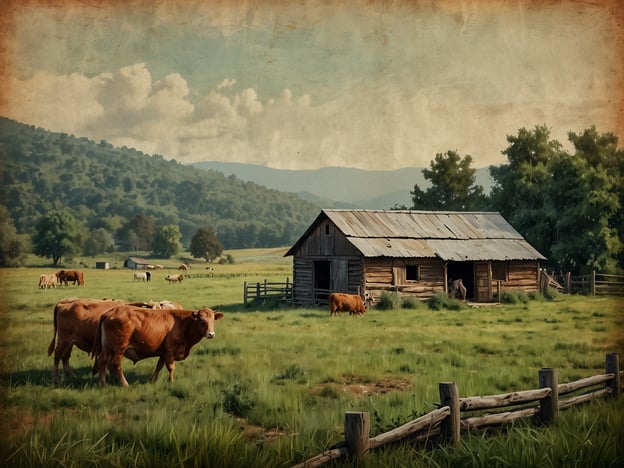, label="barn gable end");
[286,210,545,306]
